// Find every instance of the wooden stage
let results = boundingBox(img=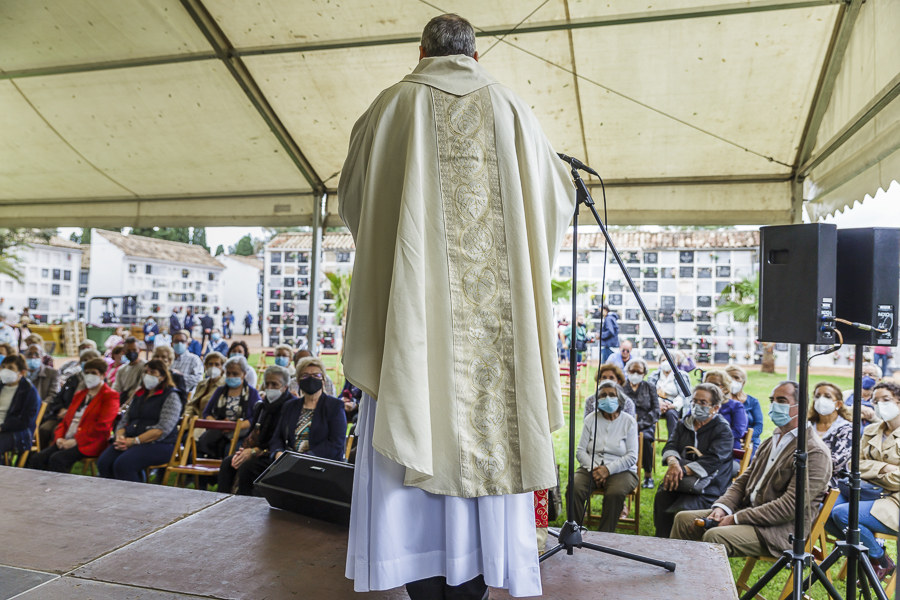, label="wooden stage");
[1,467,738,599]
